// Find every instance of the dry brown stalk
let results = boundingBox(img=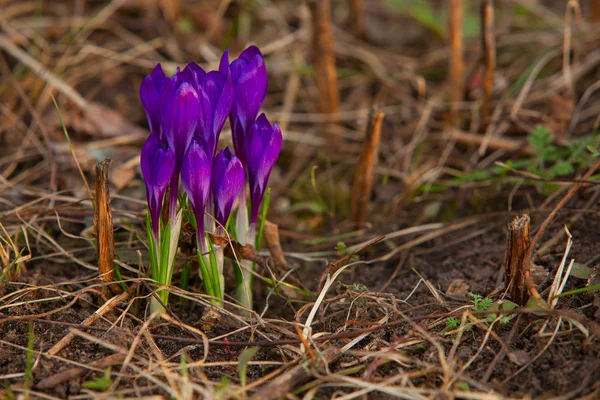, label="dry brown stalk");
[310,0,340,116]
[94,159,121,294]
[563,0,583,96]
[450,130,532,155]
[448,0,465,126]
[350,0,364,37]
[263,220,287,269]
[592,0,600,22]
[350,106,385,227]
[504,213,532,305]
[160,0,181,22]
[293,322,316,361]
[481,0,496,131]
